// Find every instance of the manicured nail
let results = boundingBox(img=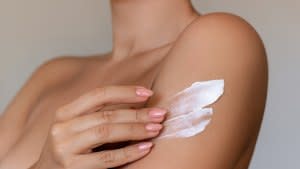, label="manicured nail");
[138,142,153,151]
[149,108,167,118]
[145,123,163,131]
[136,87,153,97]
